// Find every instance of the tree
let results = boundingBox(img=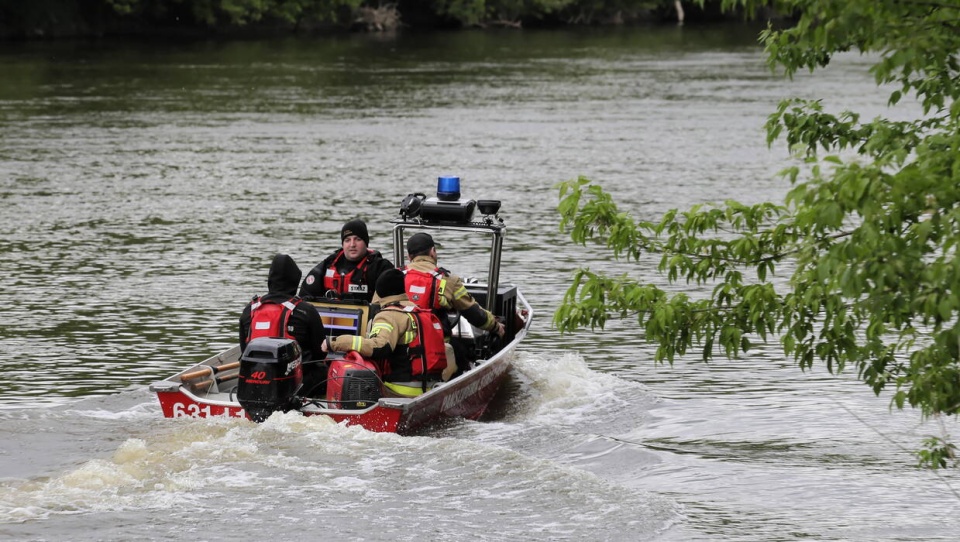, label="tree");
[105,0,362,27]
[555,0,960,468]
[430,0,579,27]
